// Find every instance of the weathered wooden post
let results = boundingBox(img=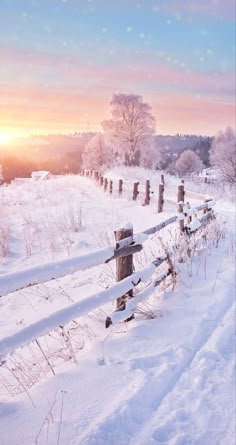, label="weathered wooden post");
[115,226,133,310]
[161,174,165,186]
[118,179,123,196]
[158,183,164,213]
[99,176,104,186]
[133,182,139,200]
[104,178,108,192]
[178,183,185,232]
[95,171,99,182]
[109,180,113,195]
[144,180,150,205]
[203,198,212,215]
